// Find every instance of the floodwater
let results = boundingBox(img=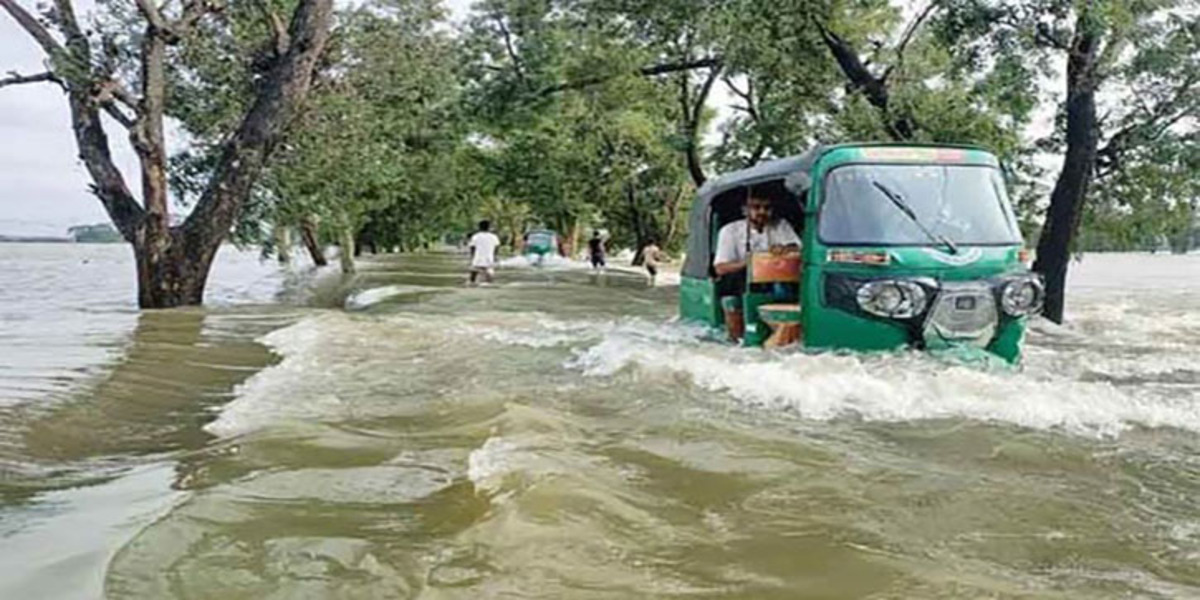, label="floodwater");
[1,243,1199,599]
